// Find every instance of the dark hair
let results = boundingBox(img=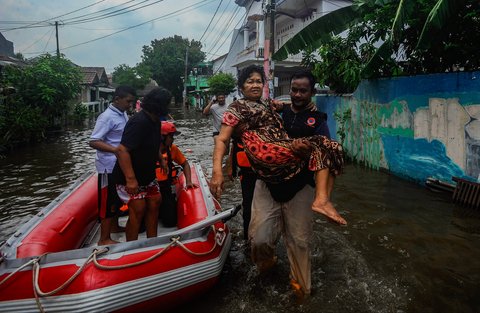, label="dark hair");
[141,87,171,117]
[114,85,136,99]
[290,70,316,91]
[238,65,265,90]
